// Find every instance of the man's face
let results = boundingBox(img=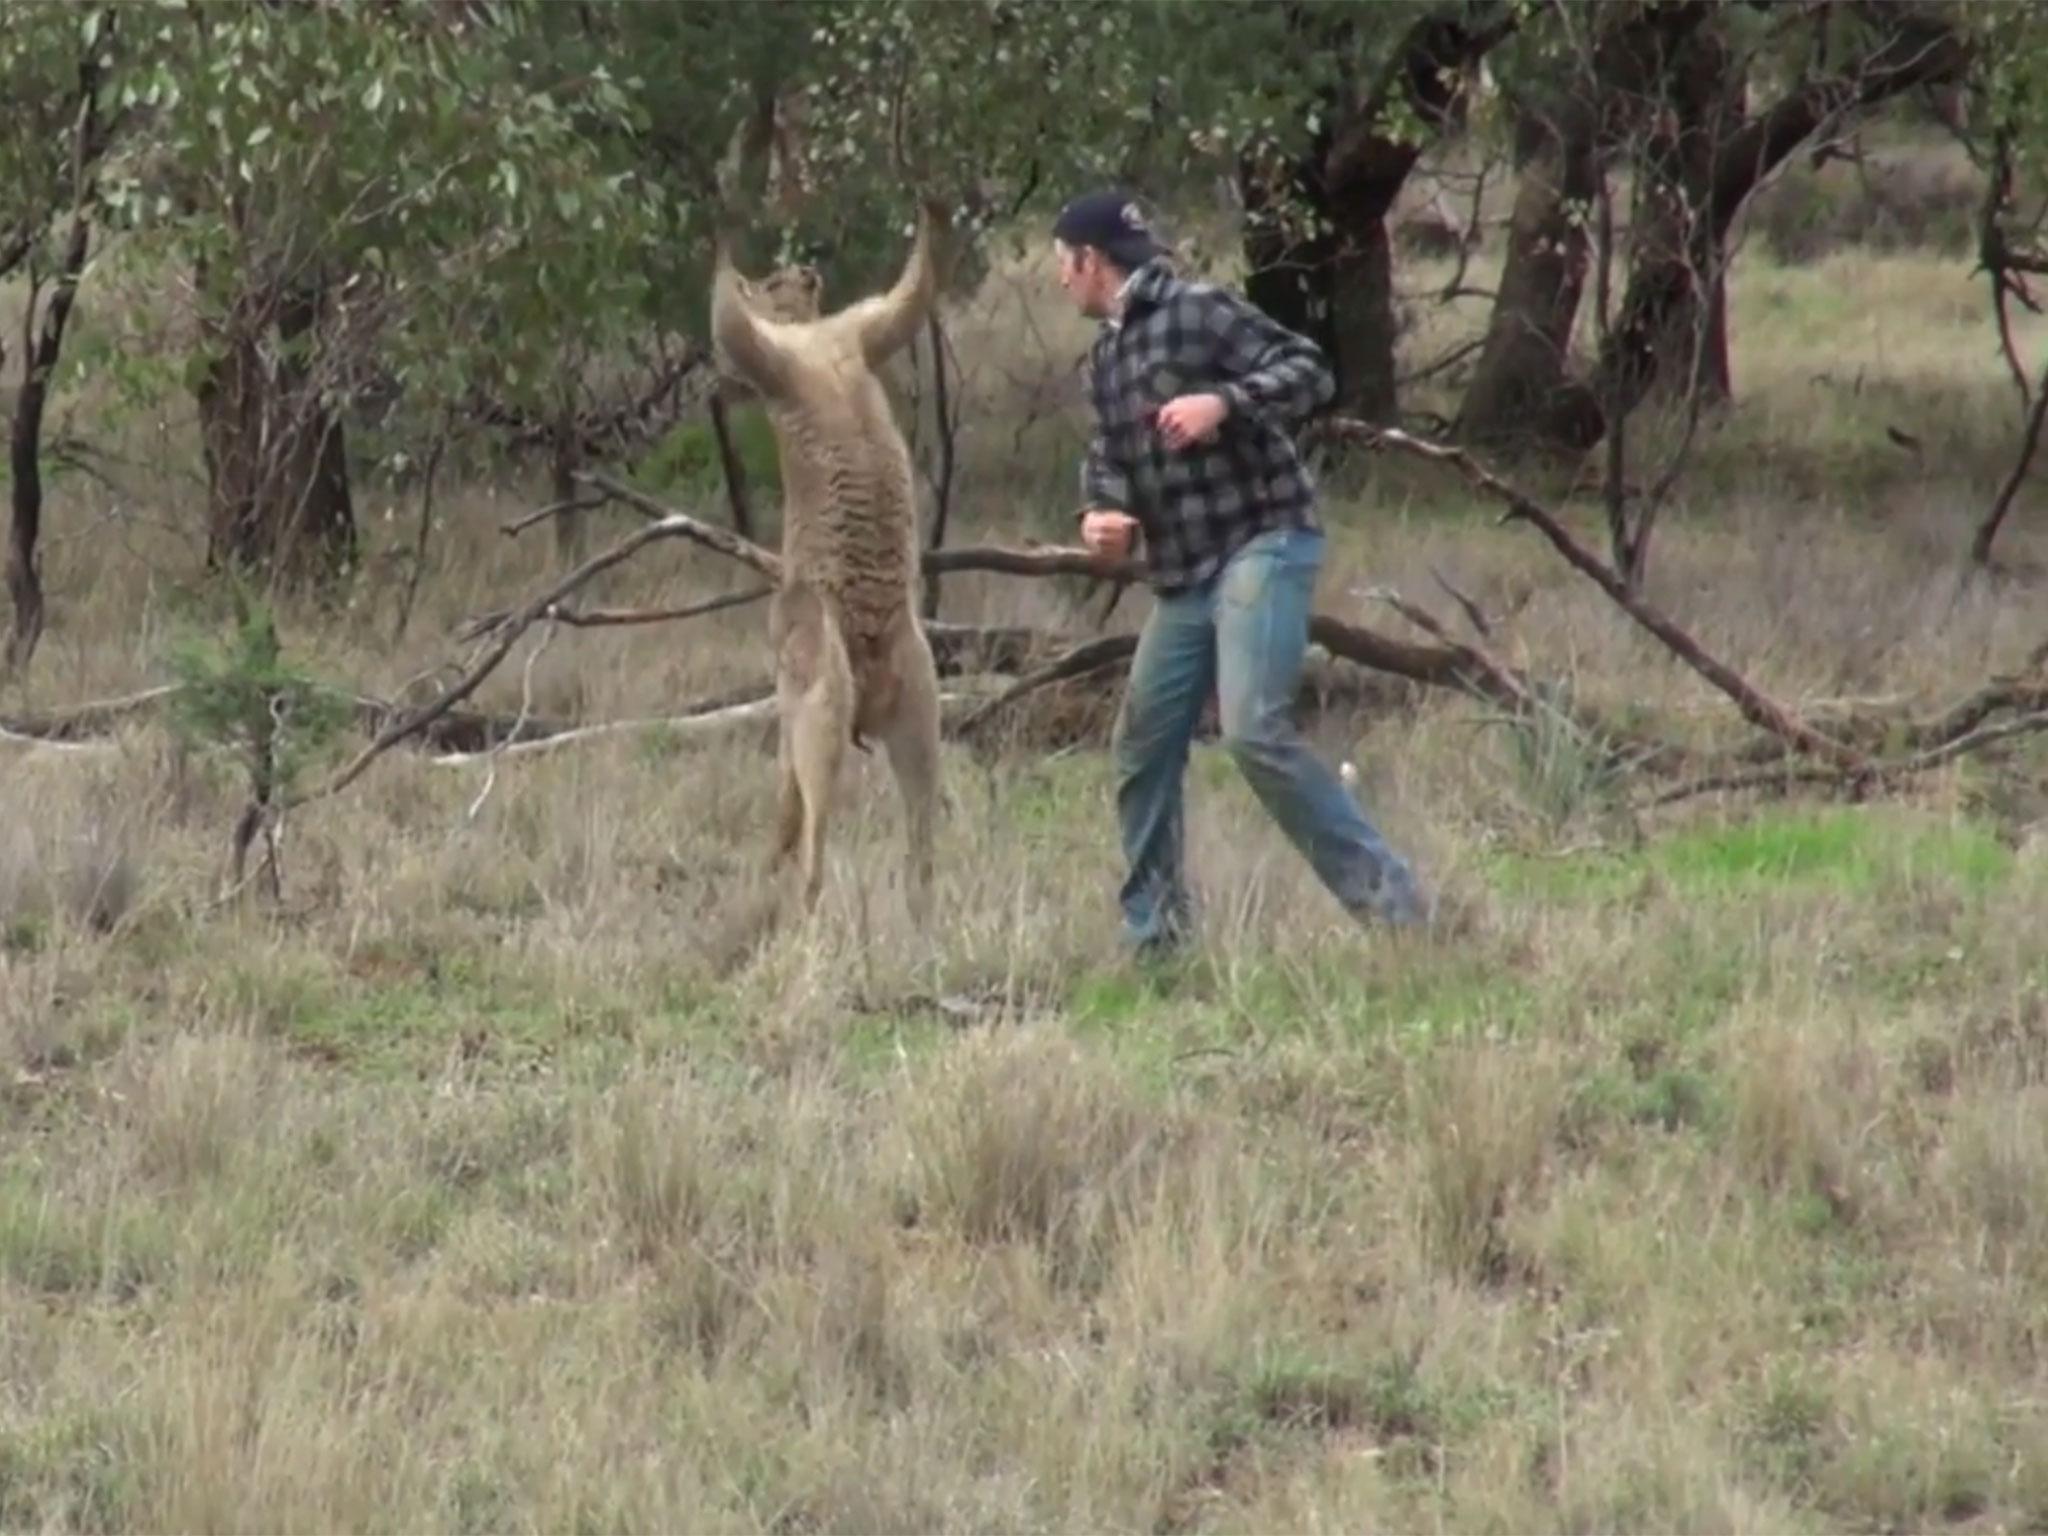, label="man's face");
[1054,239,1120,320]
